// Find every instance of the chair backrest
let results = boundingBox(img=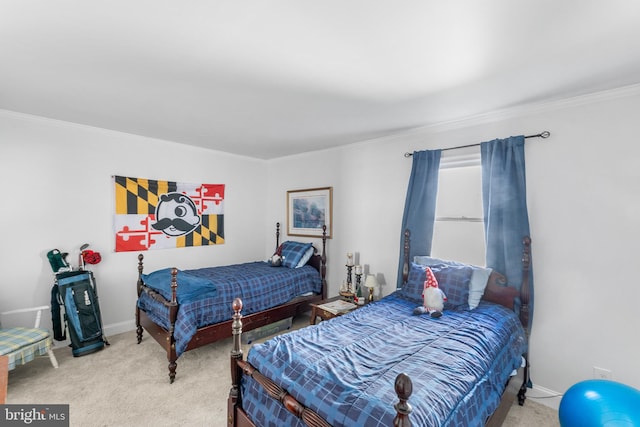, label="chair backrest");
[0,306,49,329]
